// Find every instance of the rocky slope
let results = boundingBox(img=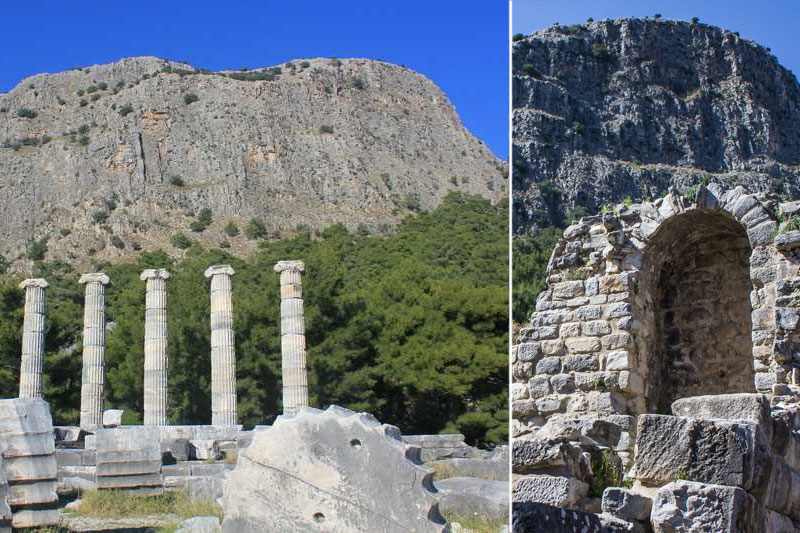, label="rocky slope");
[0,56,504,268]
[513,17,800,233]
